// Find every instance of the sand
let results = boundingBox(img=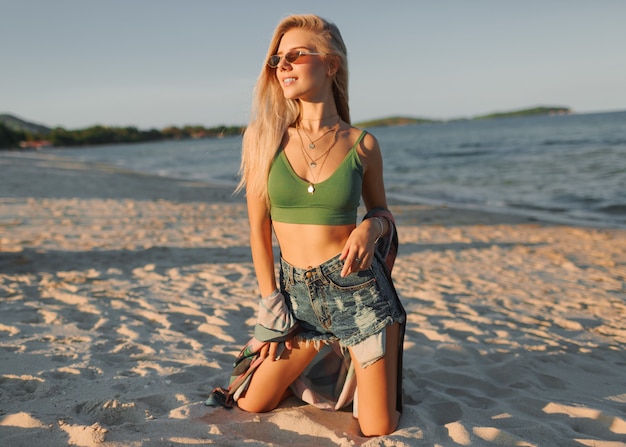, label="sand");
[1,151,625,447]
